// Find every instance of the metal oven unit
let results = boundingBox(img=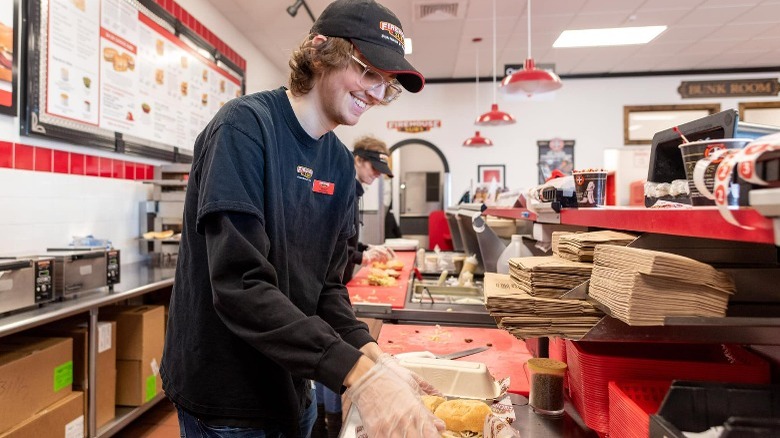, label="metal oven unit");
[39,249,117,298]
[0,257,56,314]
